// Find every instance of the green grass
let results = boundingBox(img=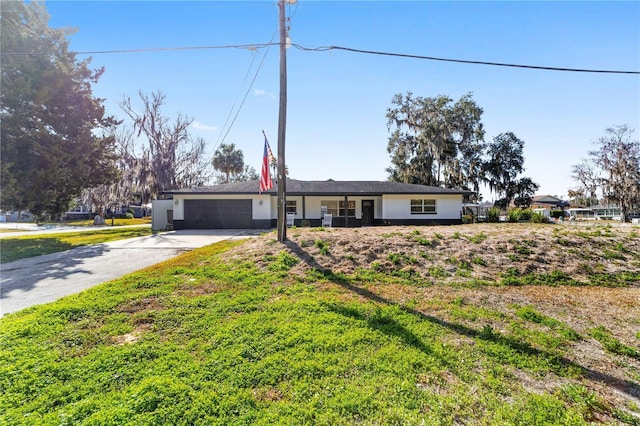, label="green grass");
[54,218,152,227]
[589,326,640,360]
[464,231,488,244]
[315,239,330,255]
[1,233,638,425]
[0,228,155,263]
[471,255,487,266]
